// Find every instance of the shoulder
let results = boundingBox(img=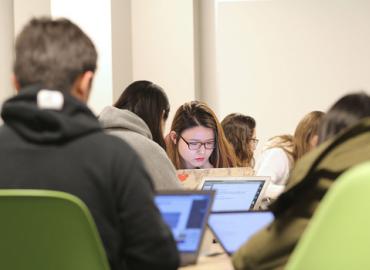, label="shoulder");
[87,130,135,150]
[107,129,180,190]
[256,147,292,184]
[80,131,142,168]
[118,131,175,170]
[107,129,160,155]
[259,148,290,163]
[264,147,286,155]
